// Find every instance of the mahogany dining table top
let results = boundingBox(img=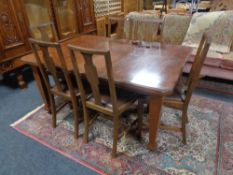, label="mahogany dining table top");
[22,35,192,96]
